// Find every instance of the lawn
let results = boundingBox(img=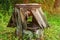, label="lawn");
[44,11,60,40]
